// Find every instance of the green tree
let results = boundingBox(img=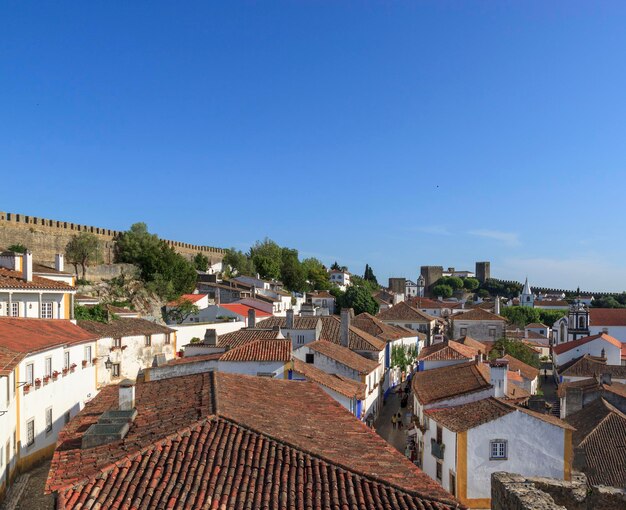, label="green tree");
[74,304,110,323]
[65,232,99,281]
[350,275,379,293]
[163,298,200,324]
[7,243,27,253]
[114,223,197,300]
[330,261,341,271]
[432,284,453,298]
[222,248,255,277]
[499,306,541,328]
[249,238,282,280]
[193,253,209,272]
[446,277,464,290]
[489,338,540,368]
[338,285,379,315]
[302,258,330,290]
[280,248,307,292]
[462,277,479,291]
[537,309,567,326]
[363,264,379,285]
